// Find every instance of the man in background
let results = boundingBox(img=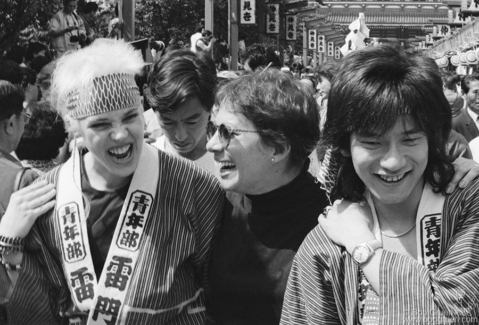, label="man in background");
[49,0,86,58]
[190,26,204,53]
[78,2,98,47]
[0,81,37,216]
